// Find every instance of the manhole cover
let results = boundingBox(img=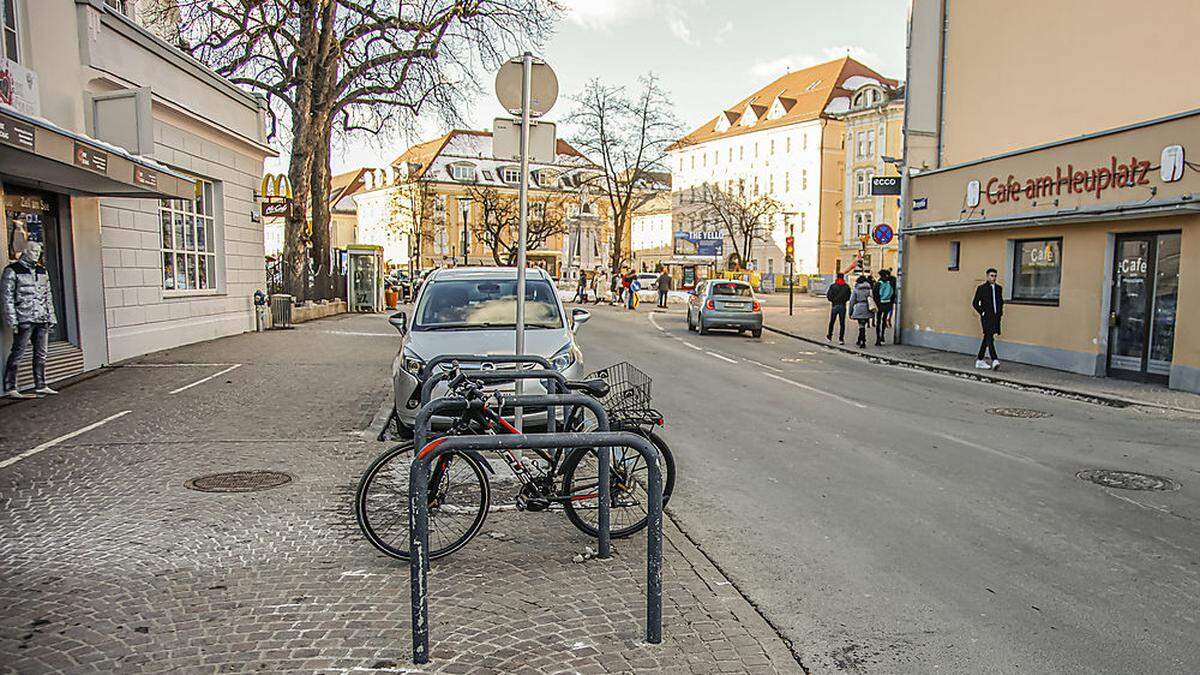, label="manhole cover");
[987,407,1051,419]
[1075,469,1180,492]
[185,471,293,493]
